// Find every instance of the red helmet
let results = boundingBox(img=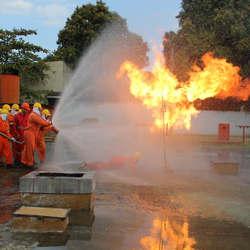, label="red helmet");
[21,102,30,111]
